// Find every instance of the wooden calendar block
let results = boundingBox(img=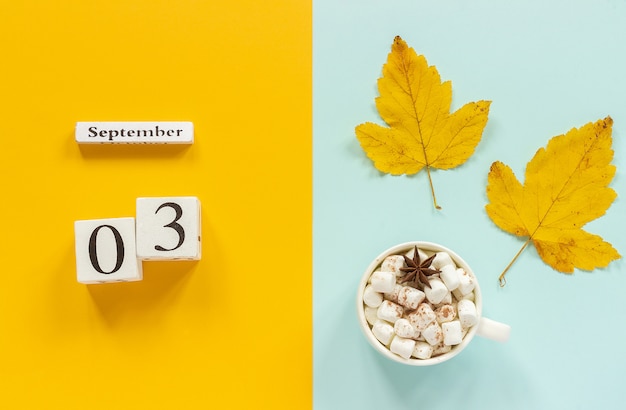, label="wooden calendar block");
[74,217,143,284]
[75,121,194,144]
[136,196,201,260]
